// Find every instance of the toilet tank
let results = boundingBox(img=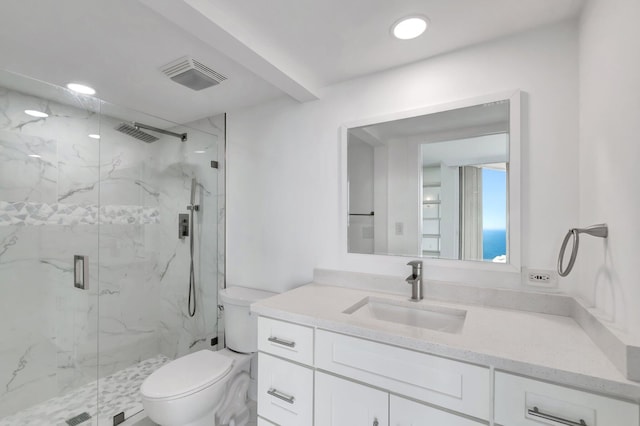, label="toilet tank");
[220,286,276,353]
